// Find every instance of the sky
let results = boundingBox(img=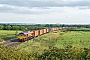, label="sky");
[0,0,90,24]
